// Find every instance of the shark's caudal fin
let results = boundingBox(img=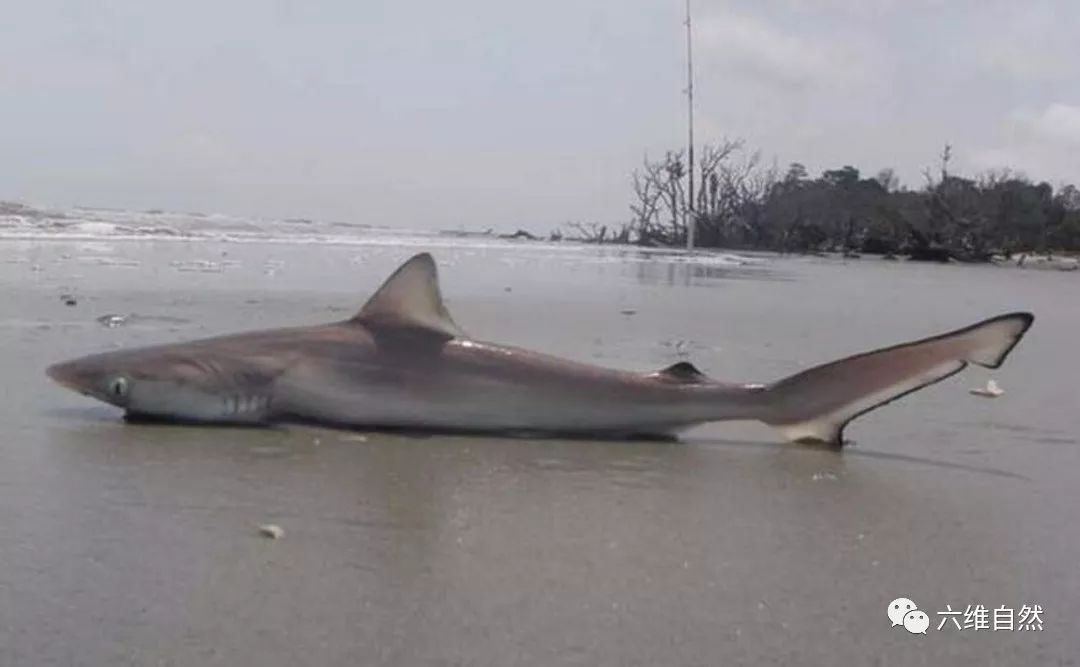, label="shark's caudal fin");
[760,312,1034,446]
